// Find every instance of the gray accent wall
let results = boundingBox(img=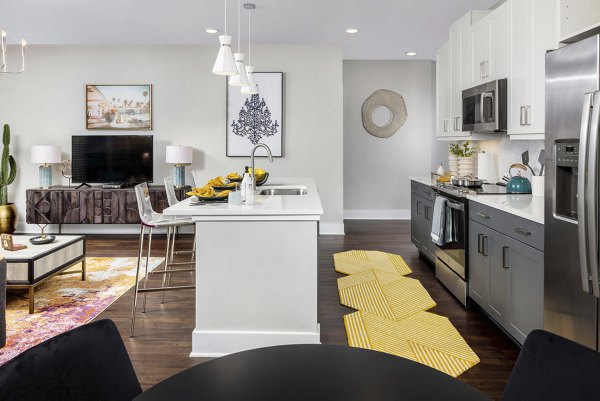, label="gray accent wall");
[343,60,443,219]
